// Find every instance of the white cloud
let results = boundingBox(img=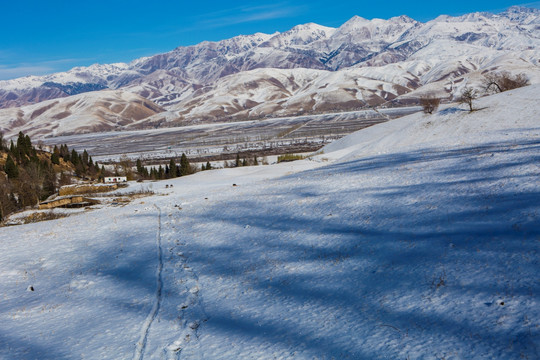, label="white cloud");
[197,2,306,29]
[518,1,540,8]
